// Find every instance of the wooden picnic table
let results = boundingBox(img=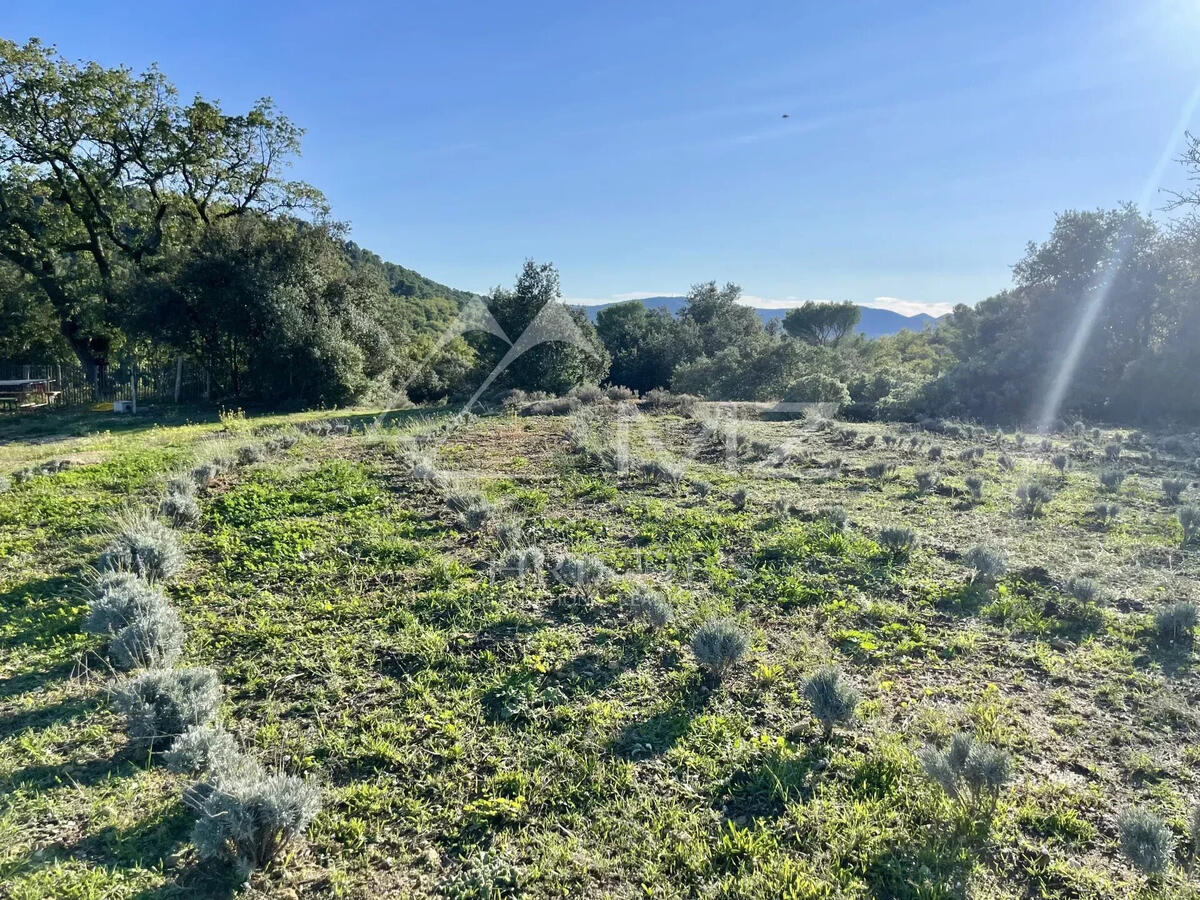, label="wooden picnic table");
[0,378,59,409]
